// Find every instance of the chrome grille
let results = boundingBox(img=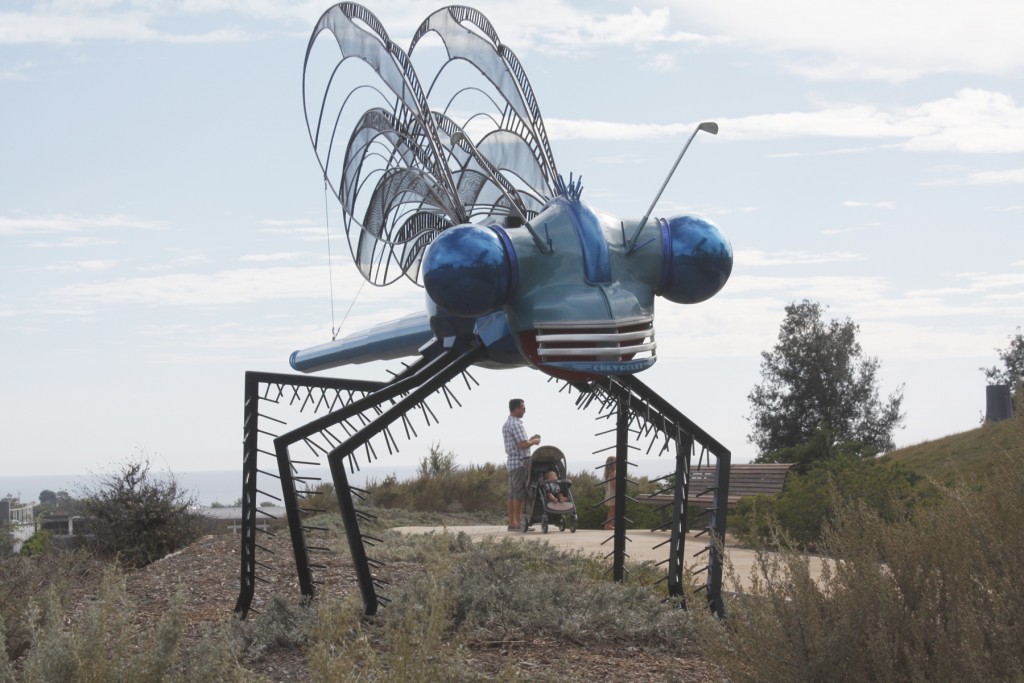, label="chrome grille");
[534,316,655,362]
